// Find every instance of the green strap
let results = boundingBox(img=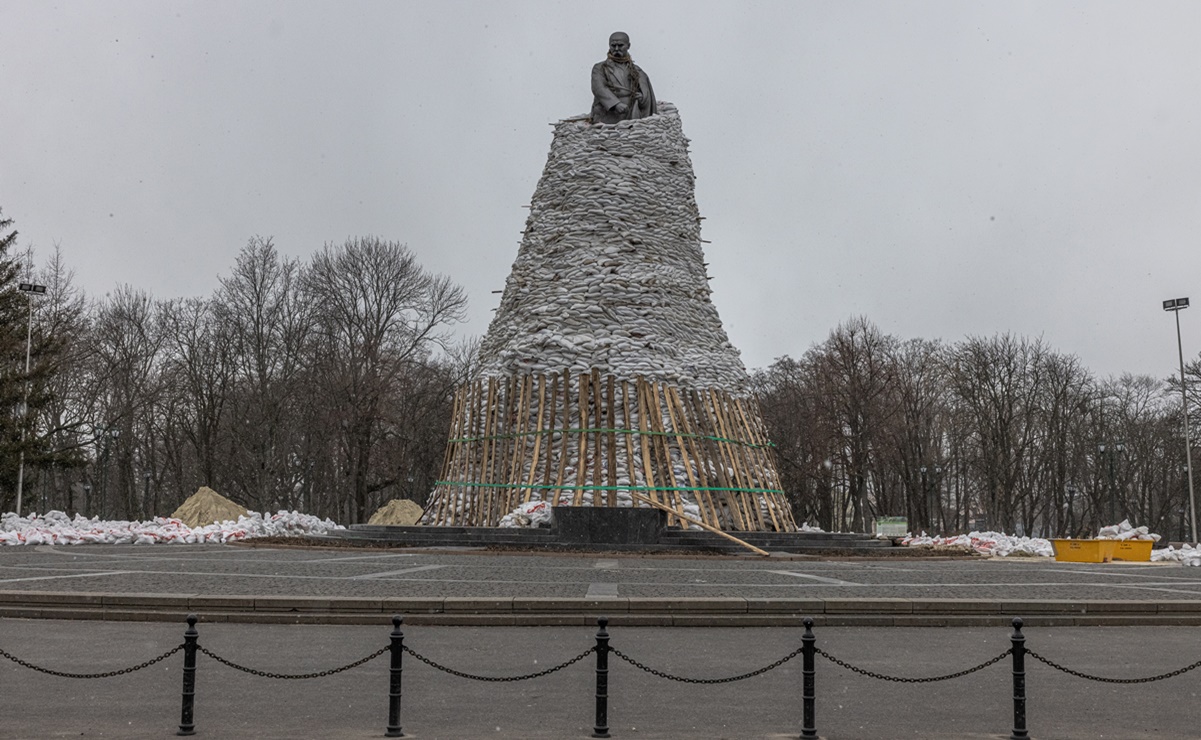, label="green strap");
[448,427,776,449]
[434,480,784,495]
